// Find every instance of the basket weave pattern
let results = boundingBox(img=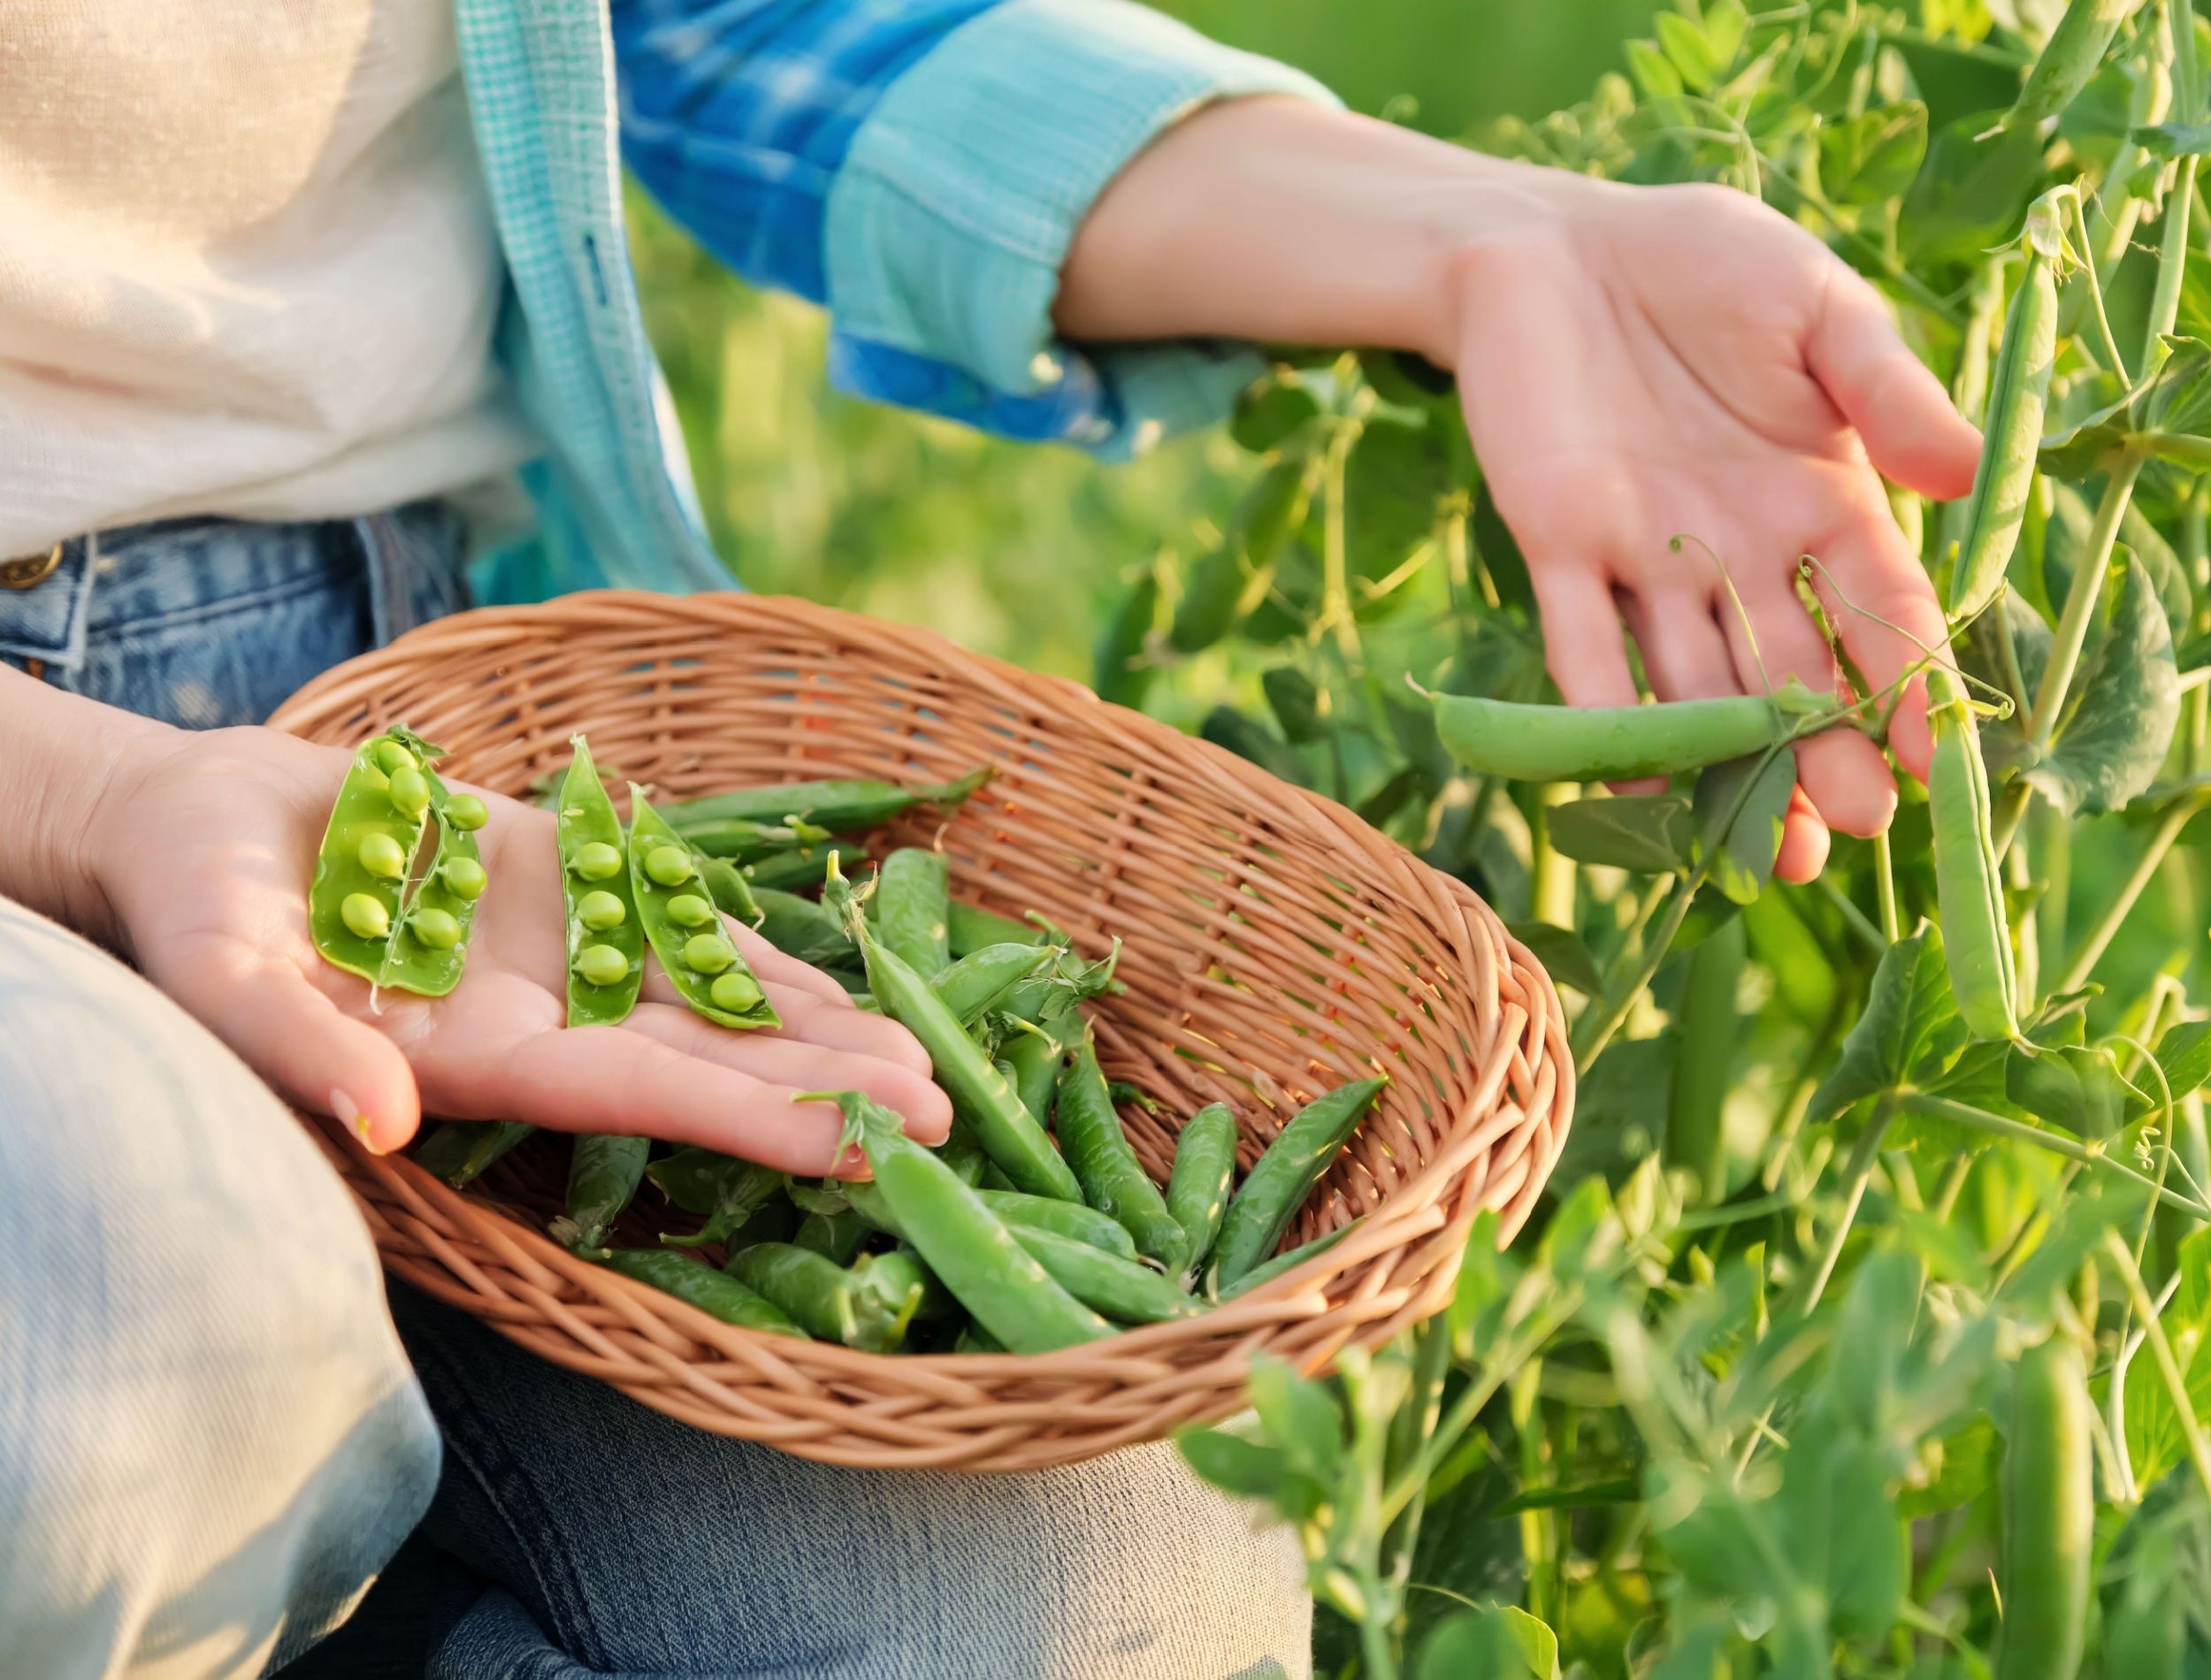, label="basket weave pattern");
[268,592,1572,1470]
